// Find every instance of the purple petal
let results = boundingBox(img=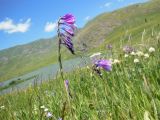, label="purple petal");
[61,34,73,46]
[61,28,74,36]
[64,80,69,90]
[65,44,74,54]
[62,36,73,46]
[61,22,77,31]
[95,60,112,71]
[61,14,75,24]
[62,37,74,54]
[61,14,74,20]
